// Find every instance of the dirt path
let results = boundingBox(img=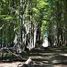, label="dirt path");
[0,62,67,67]
[0,62,23,67]
[53,64,67,67]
